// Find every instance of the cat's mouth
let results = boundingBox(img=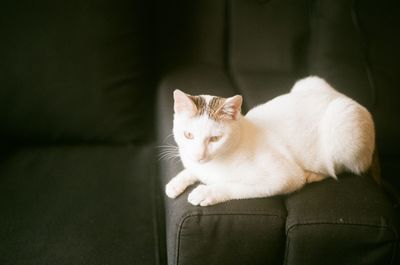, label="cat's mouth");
[197,158,210,164]
[194,155,211,164]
